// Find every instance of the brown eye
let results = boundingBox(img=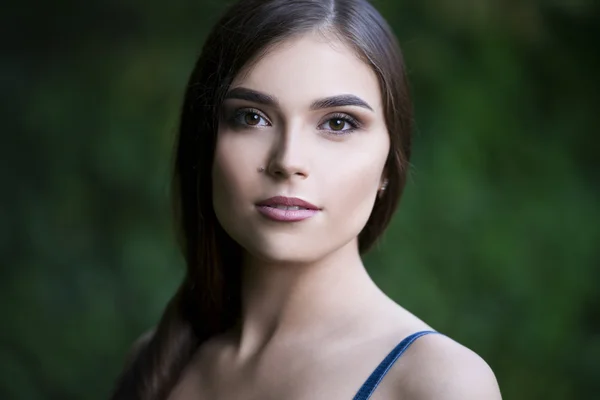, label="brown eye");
[230,109,270,128]
[244,112,261,125]
[317,114,360,136]
[328,118,346,131]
